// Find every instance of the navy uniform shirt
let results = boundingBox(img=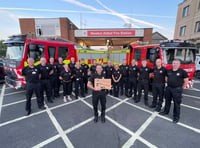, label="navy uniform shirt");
[105,65,114,78]
[138,66,152,80]
[153,66,167,84]
[57,63,64,76]
[74,68,84,79]
[37,64,52,80]
[129,65,139,78]
[69,62,76,74]
[49,64,58,77]
[90,65,96,74]
[167,68,188,88]
[120,64,129,77]
[60,70,72,82]
[112,69,121,81]
[81,63,89,77]
[22,66,41,83]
